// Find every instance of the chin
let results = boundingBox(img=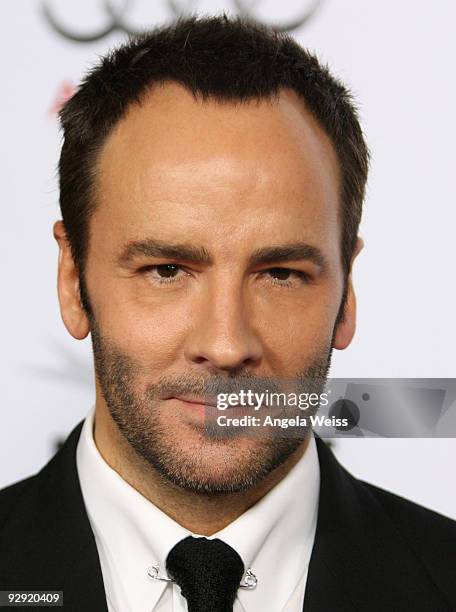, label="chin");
[135,421,299,494]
